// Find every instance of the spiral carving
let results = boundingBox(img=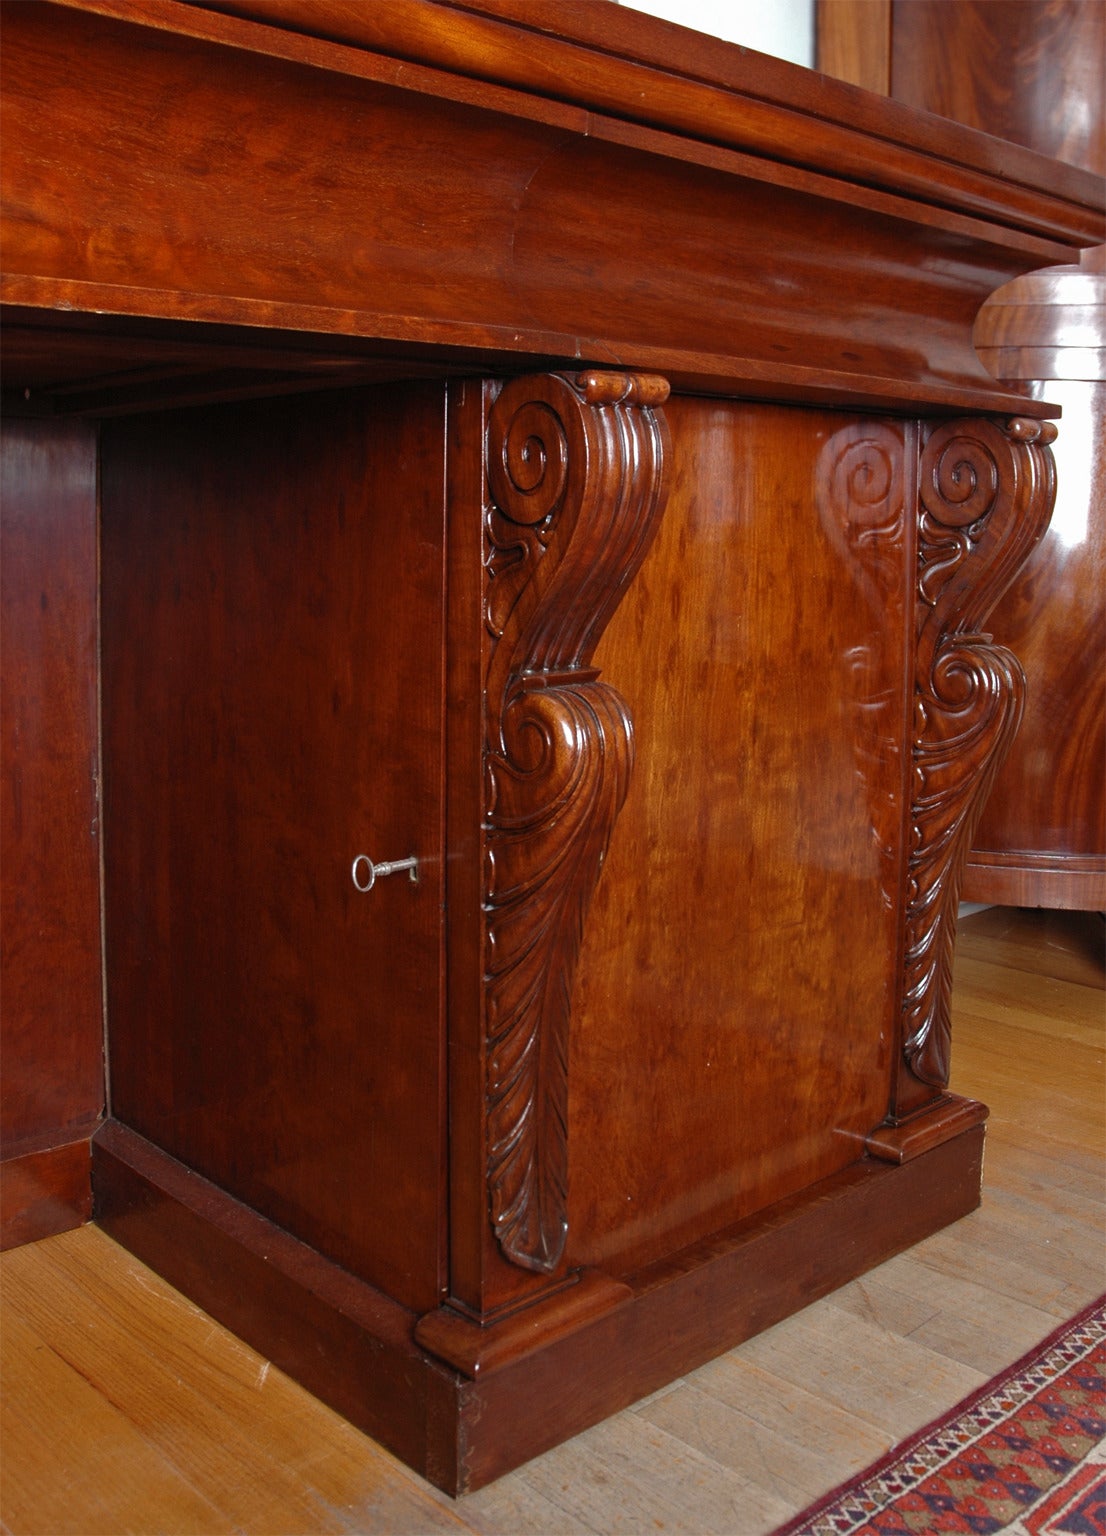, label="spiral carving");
[926,433,1000,523]
[483,371,669,1273]
[902,417,1055,1090]
[828,434,902,526]
[489,400,568,524]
